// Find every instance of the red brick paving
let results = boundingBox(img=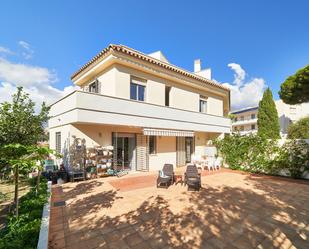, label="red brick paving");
[109,174,157,192]
[48,169,309,249]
